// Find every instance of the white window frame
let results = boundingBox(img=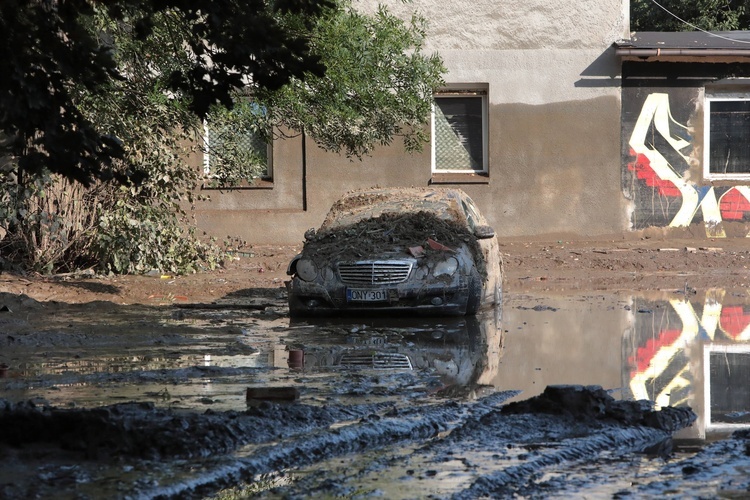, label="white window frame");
[704,90,750,181]
[431,85,489,174]
[203,121,273,180]
[704,344,750,434]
